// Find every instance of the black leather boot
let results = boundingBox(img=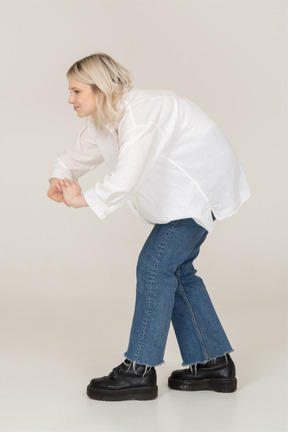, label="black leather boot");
[87,360,158,401]
[168,354,237,393]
